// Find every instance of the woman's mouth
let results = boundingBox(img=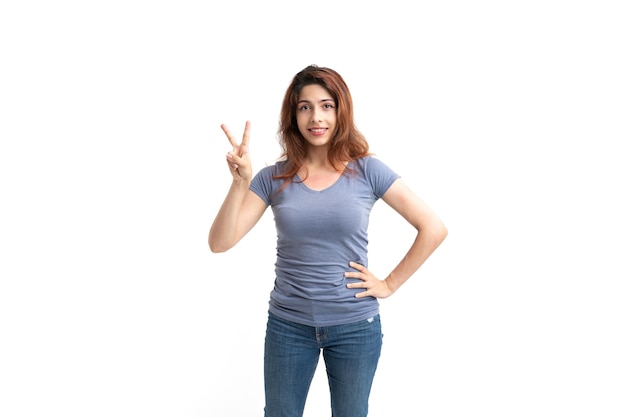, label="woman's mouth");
[309,128,327,136]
